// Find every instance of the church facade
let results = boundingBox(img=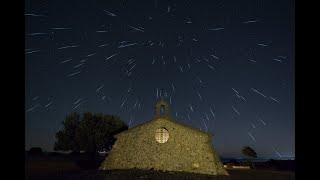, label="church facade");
[100,100,228,175]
